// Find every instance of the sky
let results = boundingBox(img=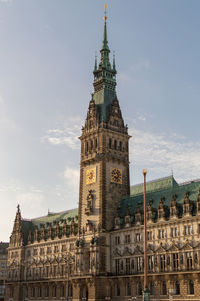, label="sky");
[0,0,200,241]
